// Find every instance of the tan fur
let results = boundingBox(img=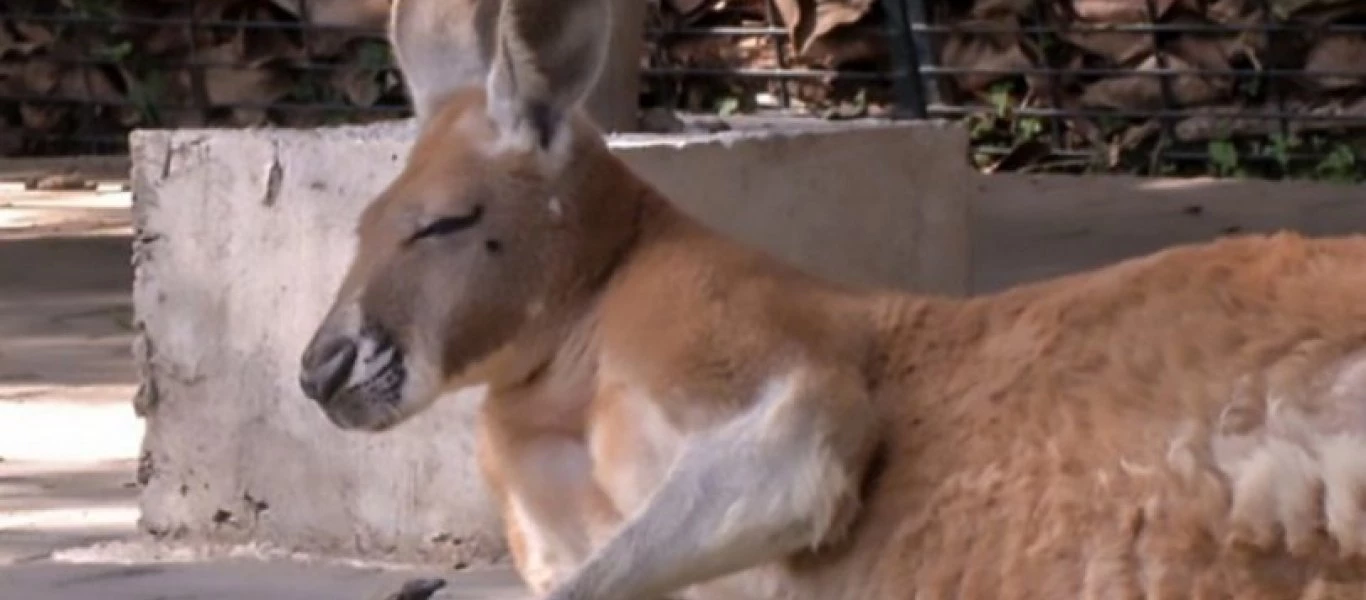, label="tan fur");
[300,0,1366,598]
